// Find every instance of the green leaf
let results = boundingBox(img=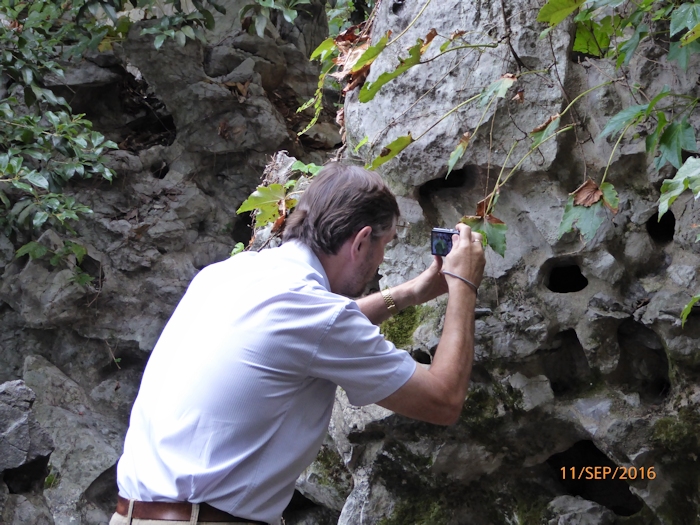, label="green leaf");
[656,118,697,170]
[573,20,610,56]
[460,216,508,257]
[154,34,166,49]
[310,37,337,62]
[16,241,48,260]
[658,156,700,219]
[447,133,471,176]
[358,41,423,103]
[367,134,414,170]
[280,6,297,23]
[202,8,216,30]
[351,32,390,73]
[670,3,700,36]
[354,136,369,153]
[32,210,49,228]
[68,242,87,263]
[237,183,286,226]
[0,189,9,208]
[558,195,606,242]
[681,294,700,328]
[254,13,267,37]
[645,111,667,155]
[600,182,619,212]
[599,104,647,139]
[230,242,245,256]
[669,40,700,70]
[479,75,517,107]
[681,21,700,46]
[531,117,561,148]
[175,30,187,47]
[181,25,196,39]
[616,23,648,67]
[24,171,49,189]
[537,0,586,27]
